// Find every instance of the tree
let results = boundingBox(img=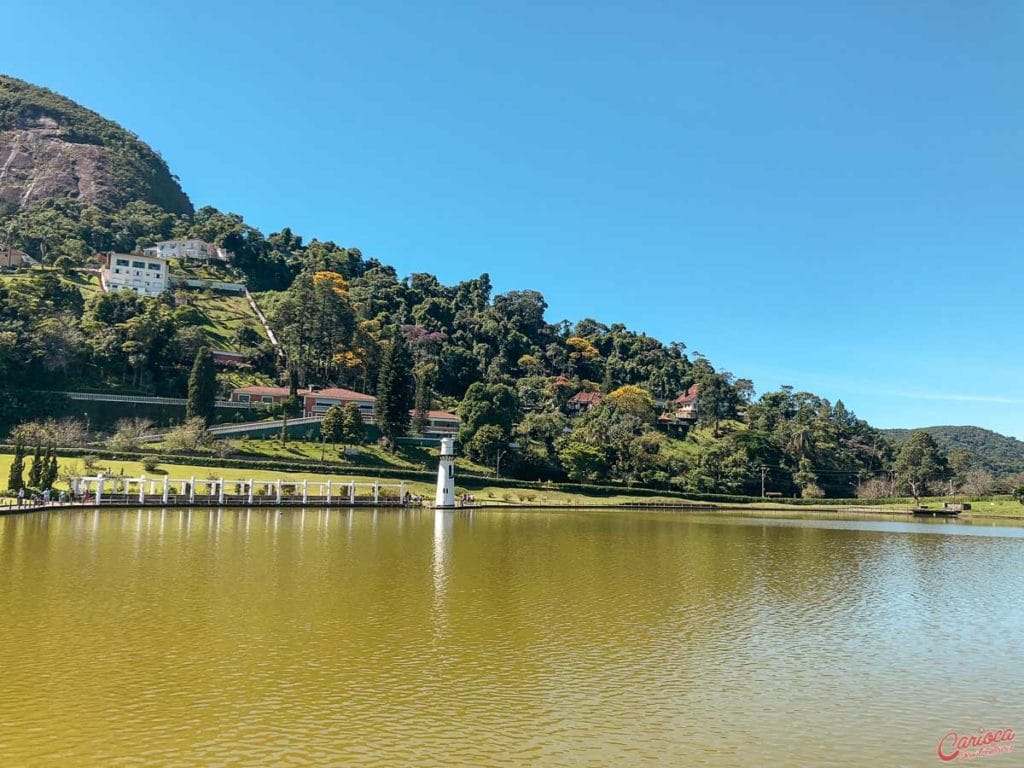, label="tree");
[46,449,59,490]
[7,440,25,492]
[40,446,58,490]
[108,418,154,451]
[457,382,520,446]
[605,385,656,422]
[340,401,367,445]
[465,424,509,468]
[321,404,345,446]
[376,330,415,449]
[893,431,948,503]
[163,418,212,453]
[186,346,217,424]
[557,440,608,482]
[27,444,43,488]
